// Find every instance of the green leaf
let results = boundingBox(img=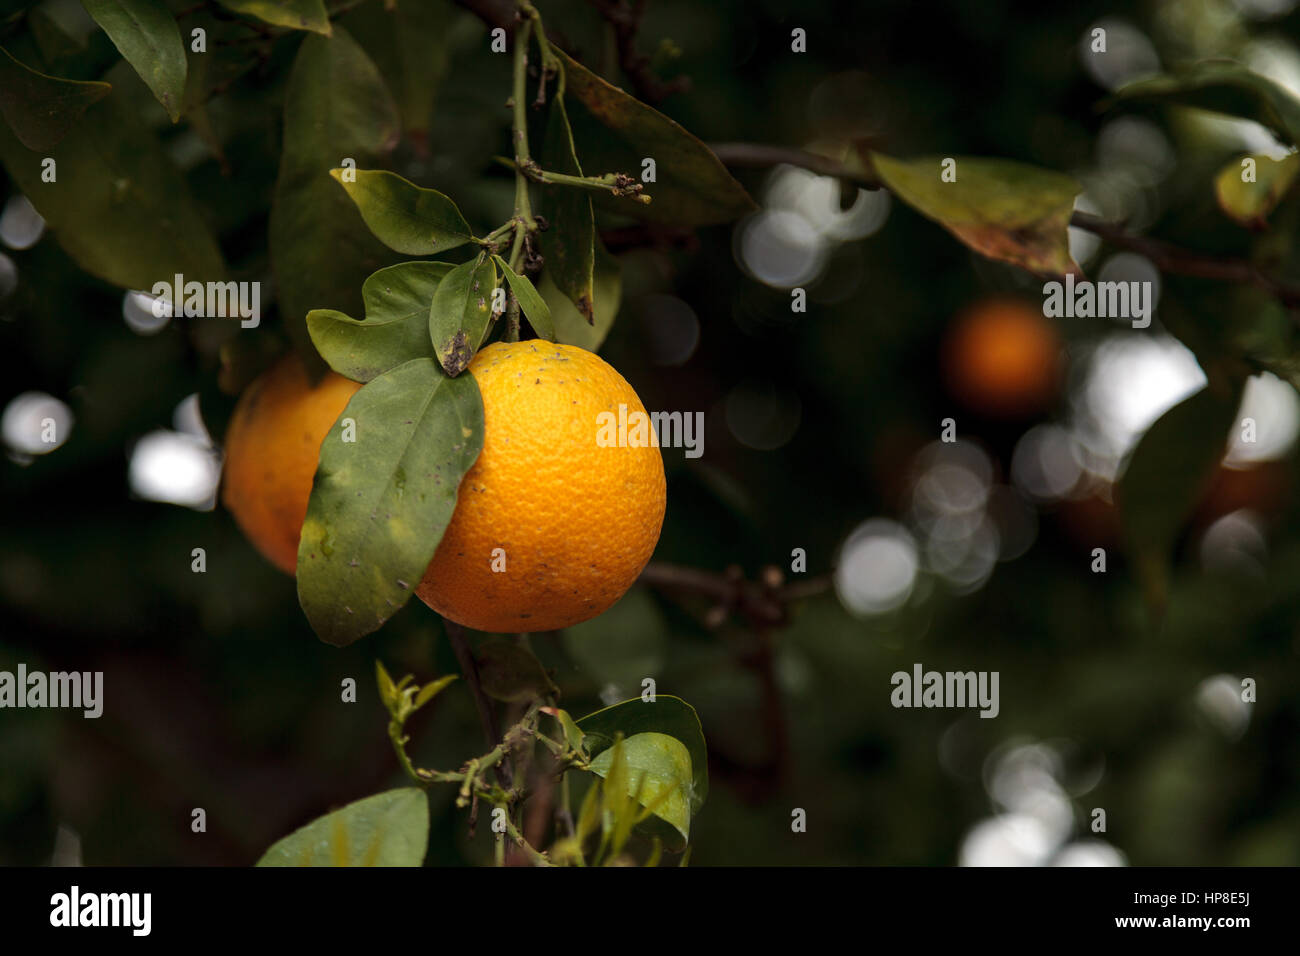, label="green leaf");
[0,46,110,150]
[297,358,484,646]
[563,587,666,691]
[216,0,331,35]
[429,256,497,376]
[308,261,454,382]
[475,640,558,702]
[81,0,186,122]
[1112,60,1300,148]
[1117,383,1242,619]
[540,85,596,321]
[576,695,707,818]
[550,708,586,755]
[554,46,755,227]
[541,240,622,351]
[413,674,457,710]
[270,28,401,366]
[255,788,428,866]
[331,168,474,255]
[375,659,397,712]
[589,731,692,844]
[872,152,1081,277]
[0,90,224,289]
[1214,153,1300,227]
[492,256,554,341]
